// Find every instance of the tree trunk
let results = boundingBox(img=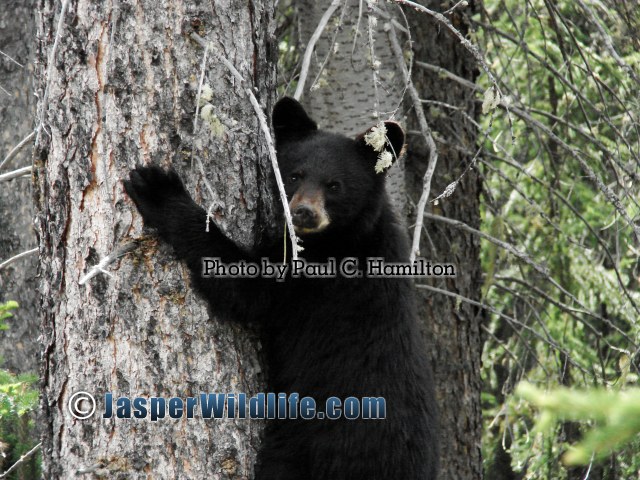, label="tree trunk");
[0,0,39,374]
[34,0,275,477]
[295,0,407,214]
[406,2,484,479]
